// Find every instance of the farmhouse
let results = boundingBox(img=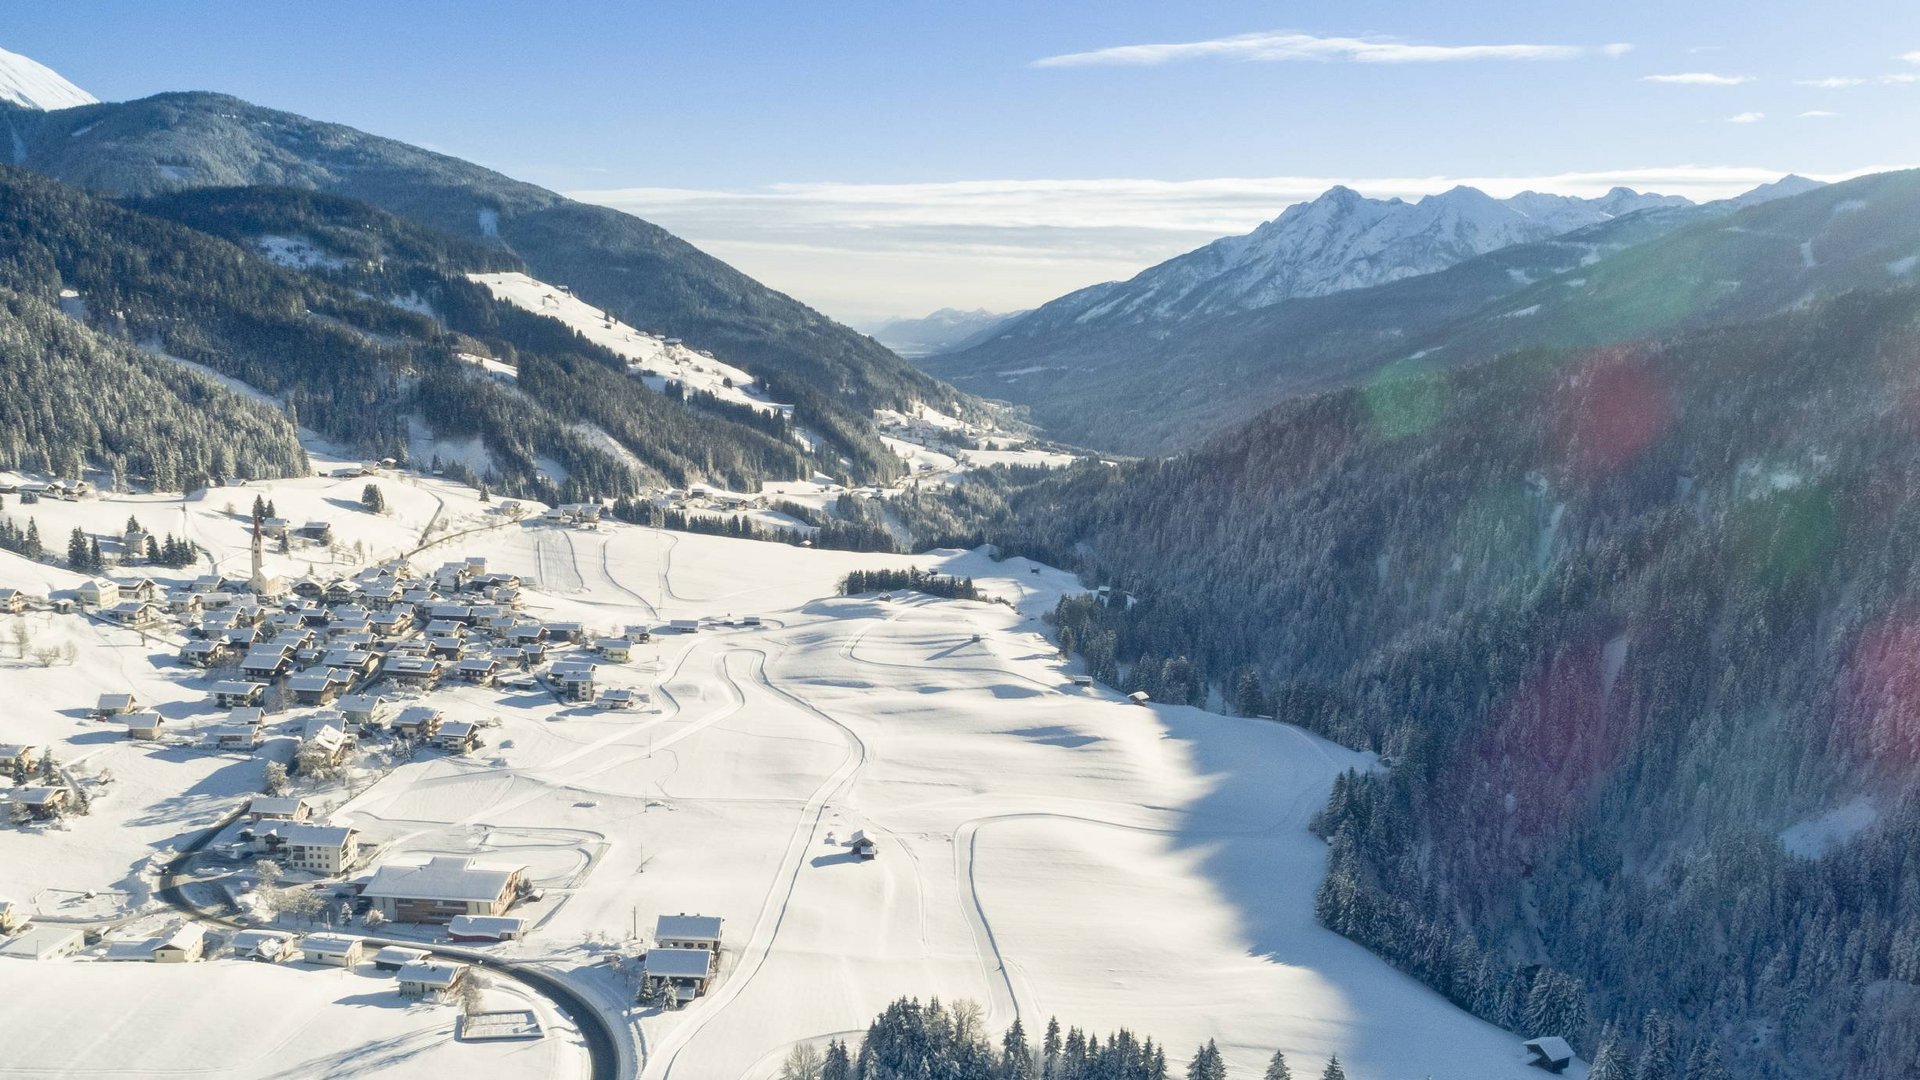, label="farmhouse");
[178,640,231,667]
[239,647,294,681]
[265,822,359,875]
[593,637,633,663]
[298,726,353,770]
[77,579,119,607]
[384,655,444,688]
[94,692,141,717]
[642,947,714,1004]
[447,914,528,942]
[847,830,878,860]
[392,706,444,740]
[246,795,313,823]
[654,914,723,953]
[340,694,397,731]
[11,787,67,819]
[432,720,481,755]
[106,923,206,963]
[549,663,596,703]
[209,680,264,708]
[203,725,261,751]
[1524,1038,1575,1074]
[373,944,431,971]
[102,600,164,629]
[397,959,469,999]
[125,712,167,740]
[227,706,266,728]
[454,656,499,685]
[0,744,42,773]
[229,929,298,963]
[0,587,28,613]
[0,925,85,961]
[288,669,352,706]
[360,855,527,923]
[299,932,365,967]
[595,687,644,711]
